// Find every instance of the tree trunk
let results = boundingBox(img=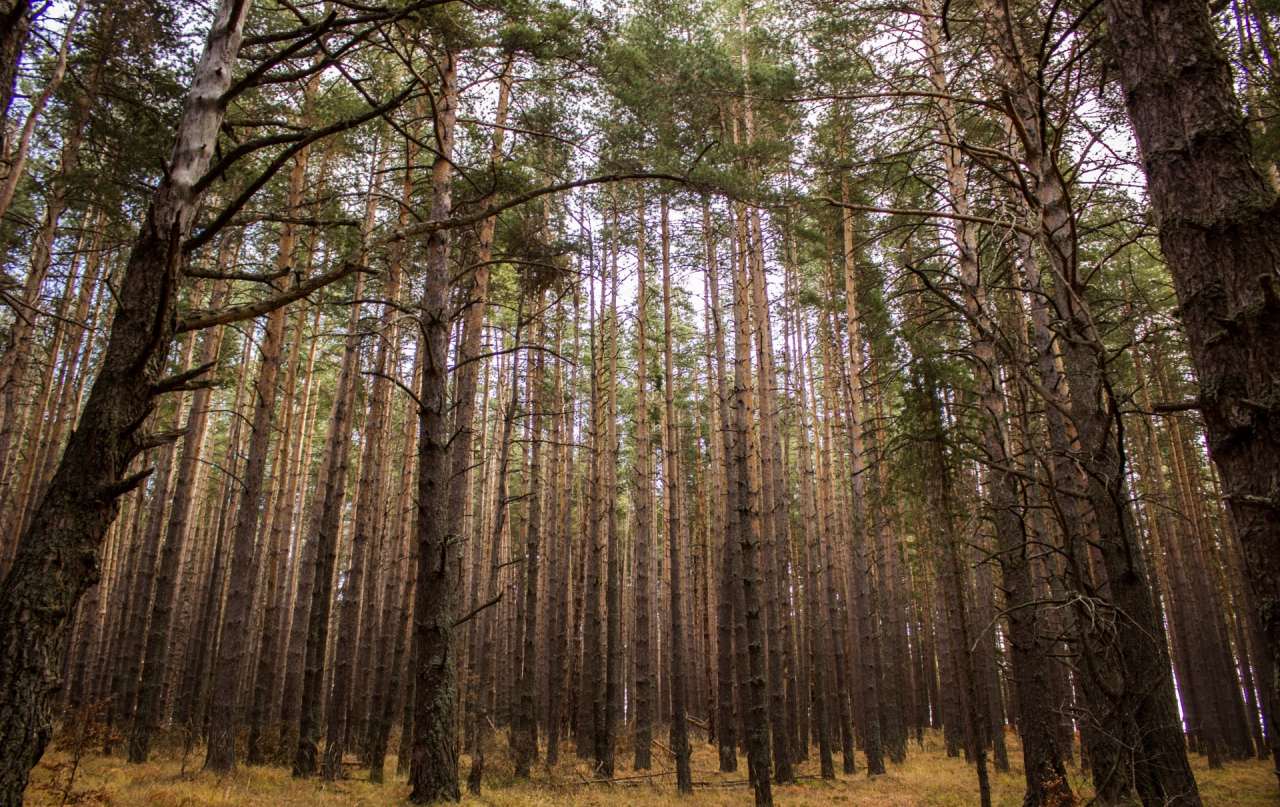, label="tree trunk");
[0,0,253,799]
[206,141,312,773]
[325,141,398,781]
[660,199,693,794]
[792,265,833,780]
[407,46,460,804]
[0,0,30,139]
[703,198,739,774]
[599,213,621,780]
[513,321,546,777]
[633,196,654,771]
[544,306,574,768]
[1100,0,1280,780]
[837,171,885,777]
[292,175,374,777]
[729,195,773,807]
